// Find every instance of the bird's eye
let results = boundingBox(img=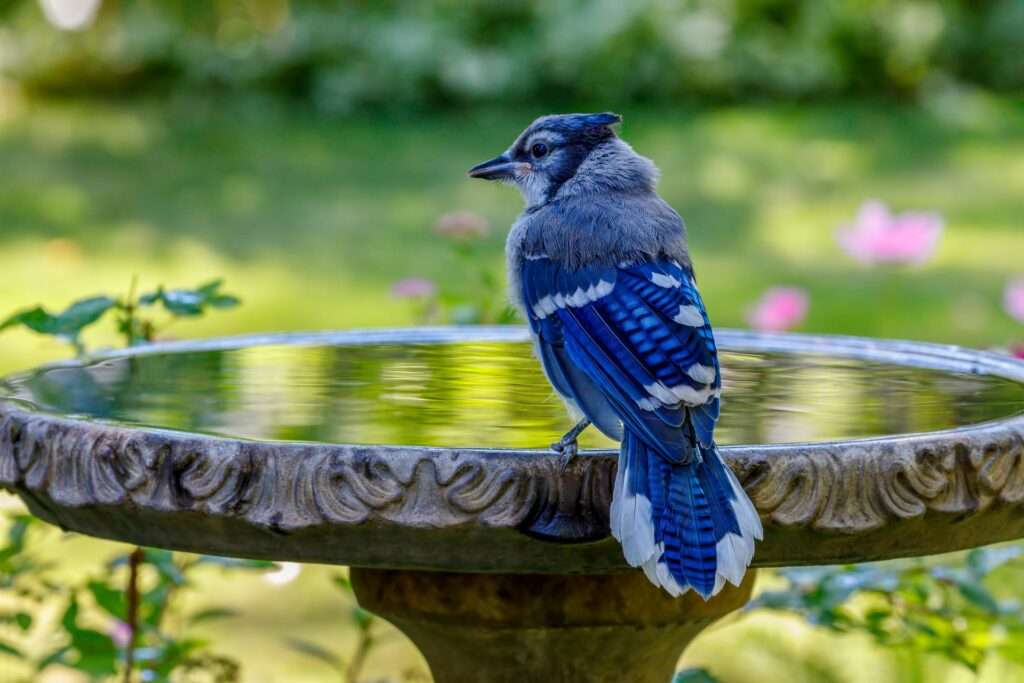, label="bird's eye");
[531,143,549,159]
